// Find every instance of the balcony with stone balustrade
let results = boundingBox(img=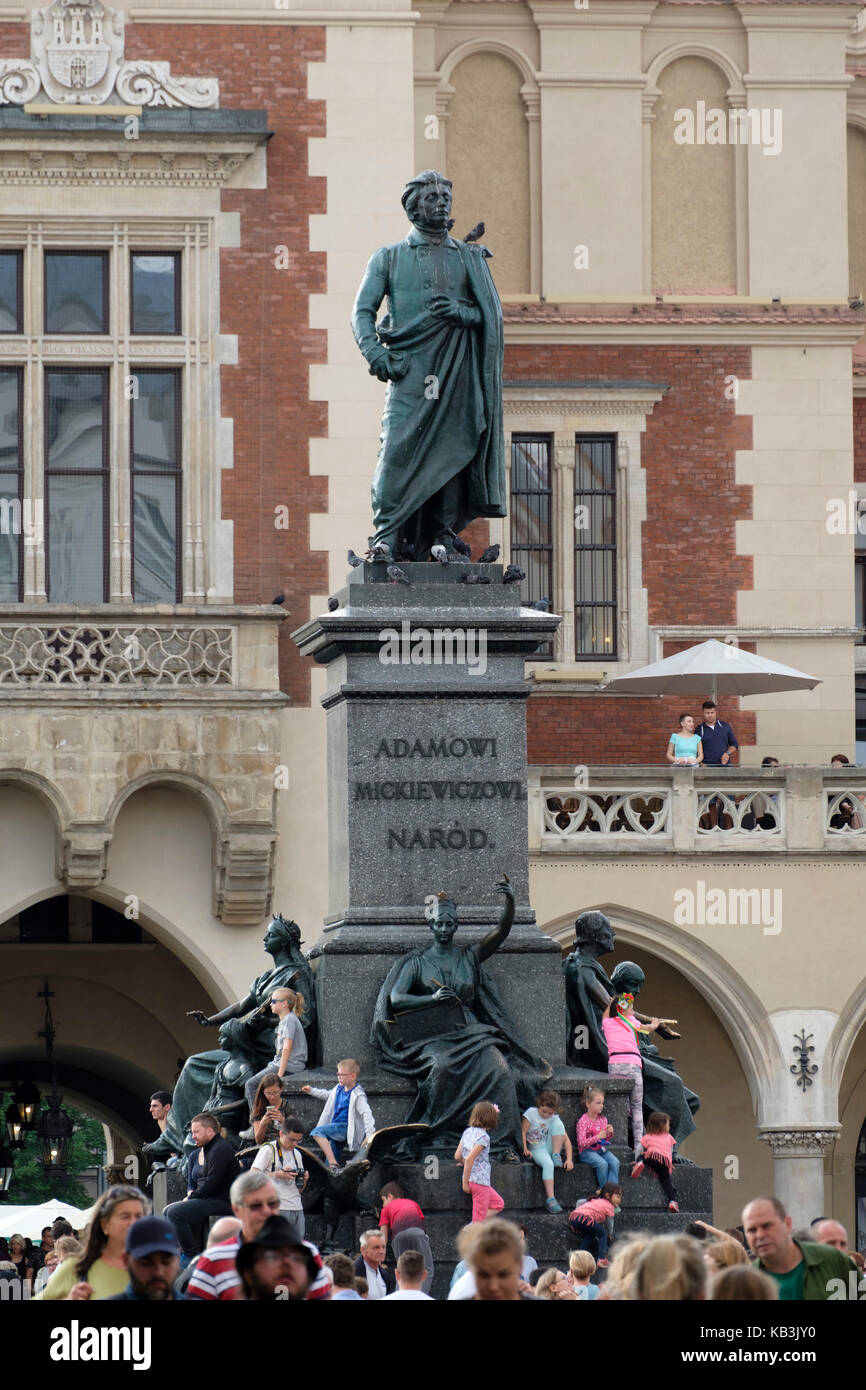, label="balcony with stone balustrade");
[528,765,866,857]
[0,605,287,923]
